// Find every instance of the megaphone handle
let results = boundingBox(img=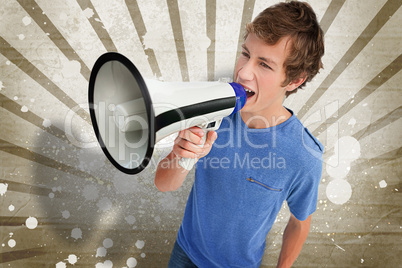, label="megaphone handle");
[178,120,222,170]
